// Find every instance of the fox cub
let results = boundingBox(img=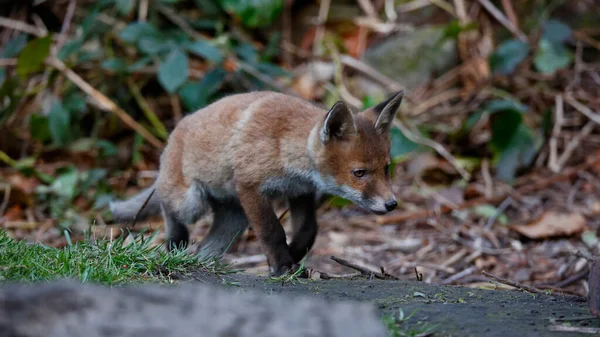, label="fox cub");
[110,90,403,276]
